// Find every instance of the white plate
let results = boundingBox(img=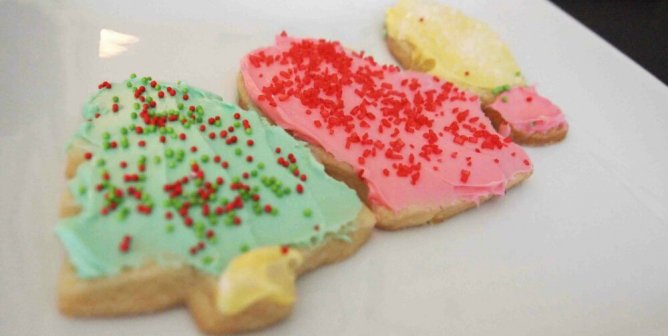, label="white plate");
[1,0,667,335]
